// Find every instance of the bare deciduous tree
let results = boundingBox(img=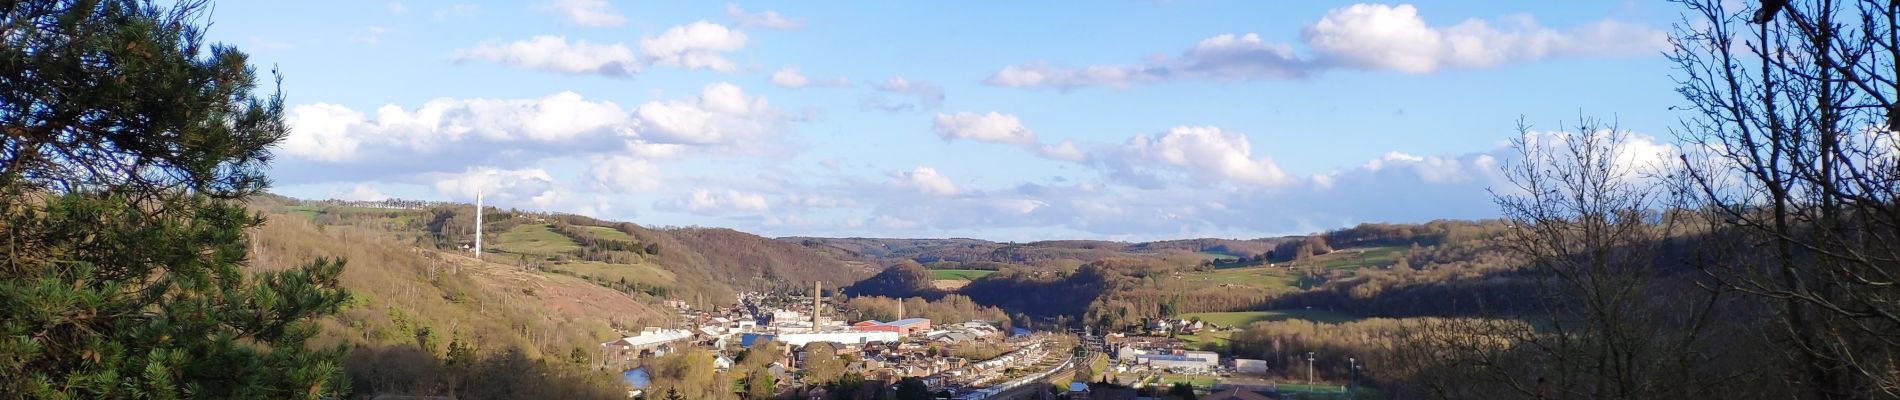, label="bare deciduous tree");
[1671,0,1900,396]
